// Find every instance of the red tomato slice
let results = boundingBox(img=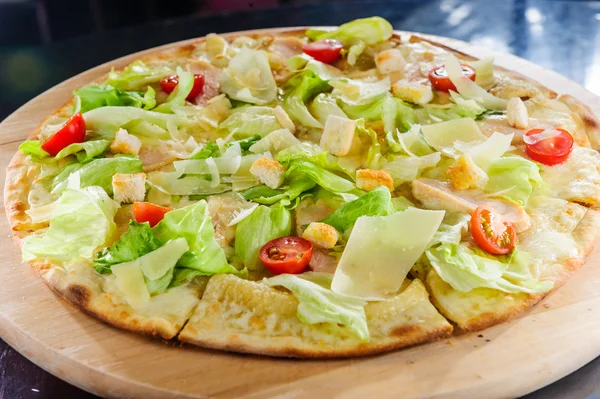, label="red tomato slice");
[259,236,313,275]
[524,128,574,166]
[159,74,205,100]
[41,112,86,156]
[428,64,476,92]
[302,39,344,64]
[133,202,172,228]
[470,205,516,255]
